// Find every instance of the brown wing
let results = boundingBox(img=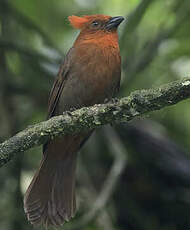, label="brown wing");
[47,48,73,119]
[43,48,73,153]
